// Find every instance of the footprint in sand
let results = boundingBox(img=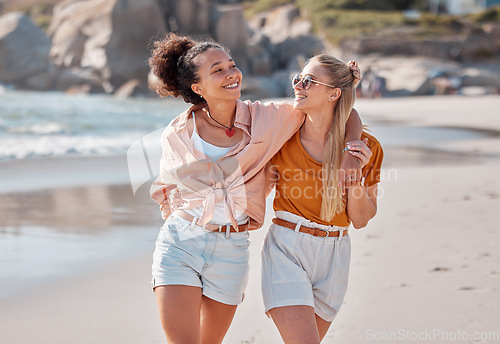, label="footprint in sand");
[240,331,269,344]
[458,286,476,291]
[429,266,450,272]
[385,282,409,288]
[459,286,488,292]
[487,193,498,199]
